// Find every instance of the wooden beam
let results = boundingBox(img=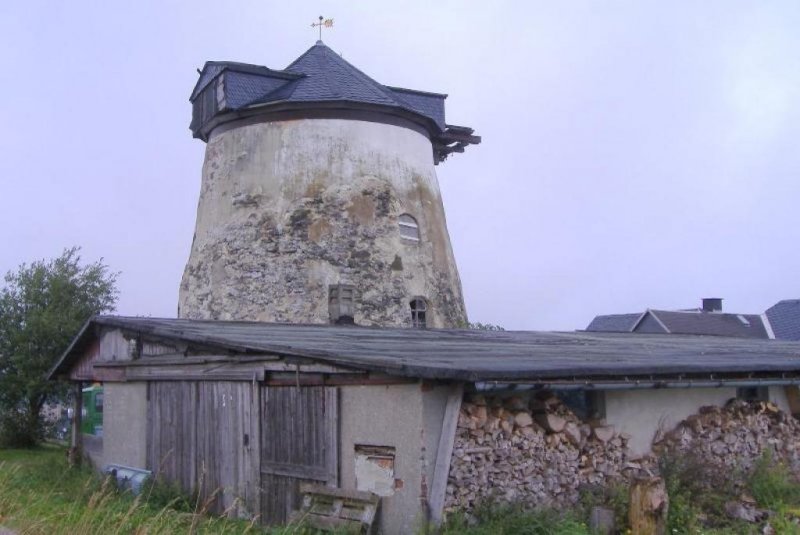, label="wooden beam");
[264,372,413,387]
[98,356,352,375]
[428,382,464,525]
[439,131,481,145]
[251,377,262,518]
